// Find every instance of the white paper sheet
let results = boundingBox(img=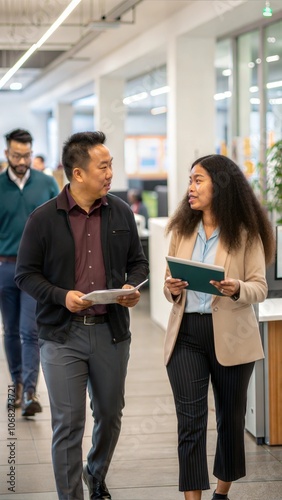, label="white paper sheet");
[81,279,149,304]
